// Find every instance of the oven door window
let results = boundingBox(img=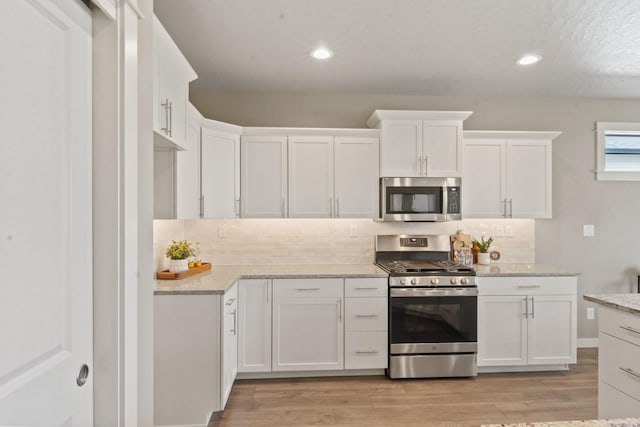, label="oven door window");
[386,186,442,214]
[390,295,477,344]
